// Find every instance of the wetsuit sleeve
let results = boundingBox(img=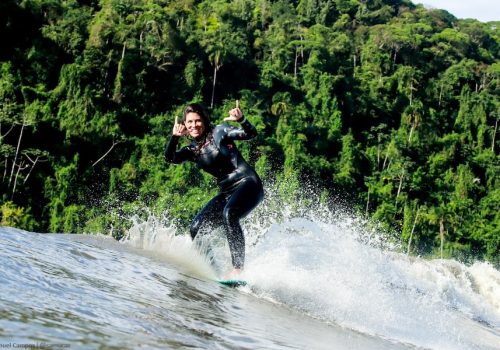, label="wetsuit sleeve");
[225,116,257,141]
[165,135,192,164]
